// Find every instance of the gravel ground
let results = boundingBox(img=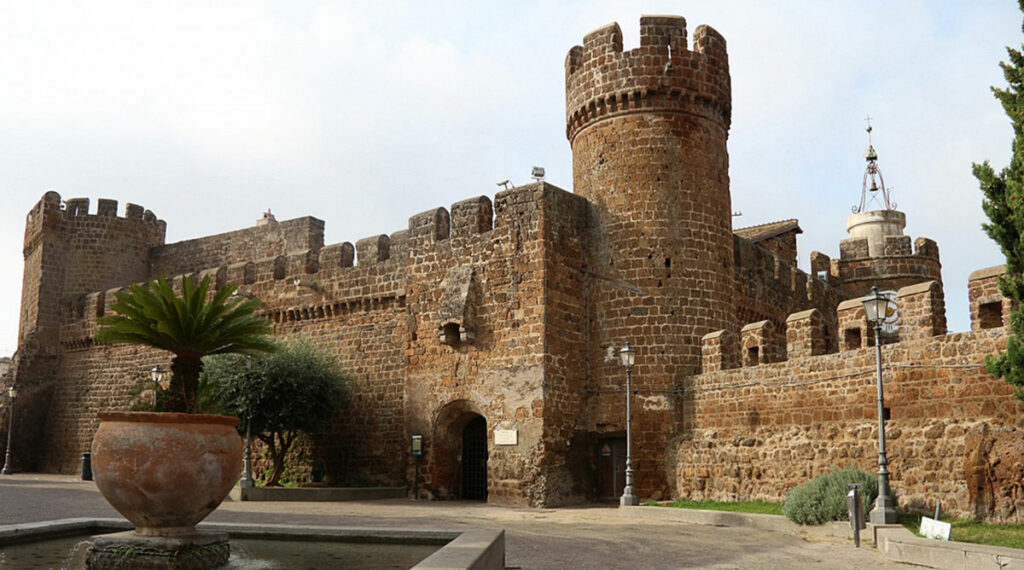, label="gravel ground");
[0,474,907,569]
